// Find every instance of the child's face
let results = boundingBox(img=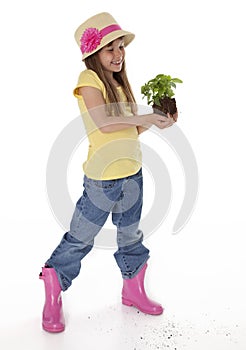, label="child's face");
[98,38,125,74]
